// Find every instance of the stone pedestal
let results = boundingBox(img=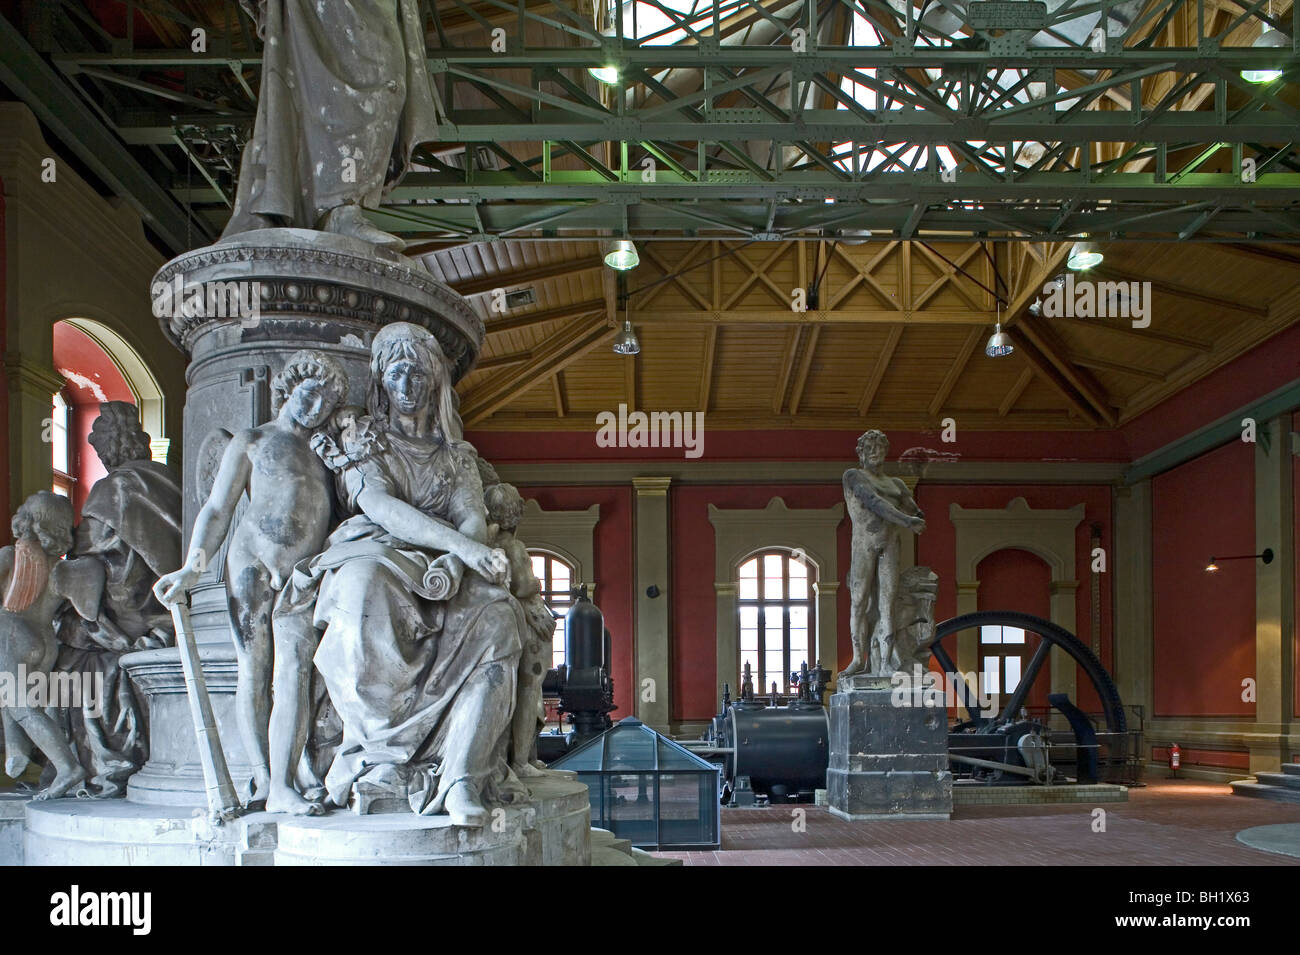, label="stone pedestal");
[23,777,592,866]
[120,644,252,806]
[0,794,30,865]
[827,674,952,820]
